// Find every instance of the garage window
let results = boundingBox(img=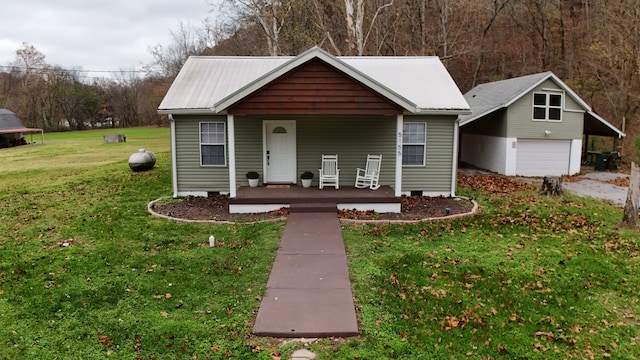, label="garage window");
[533,92,562,122]
[200,122,226,166]
[402,122,426,166]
